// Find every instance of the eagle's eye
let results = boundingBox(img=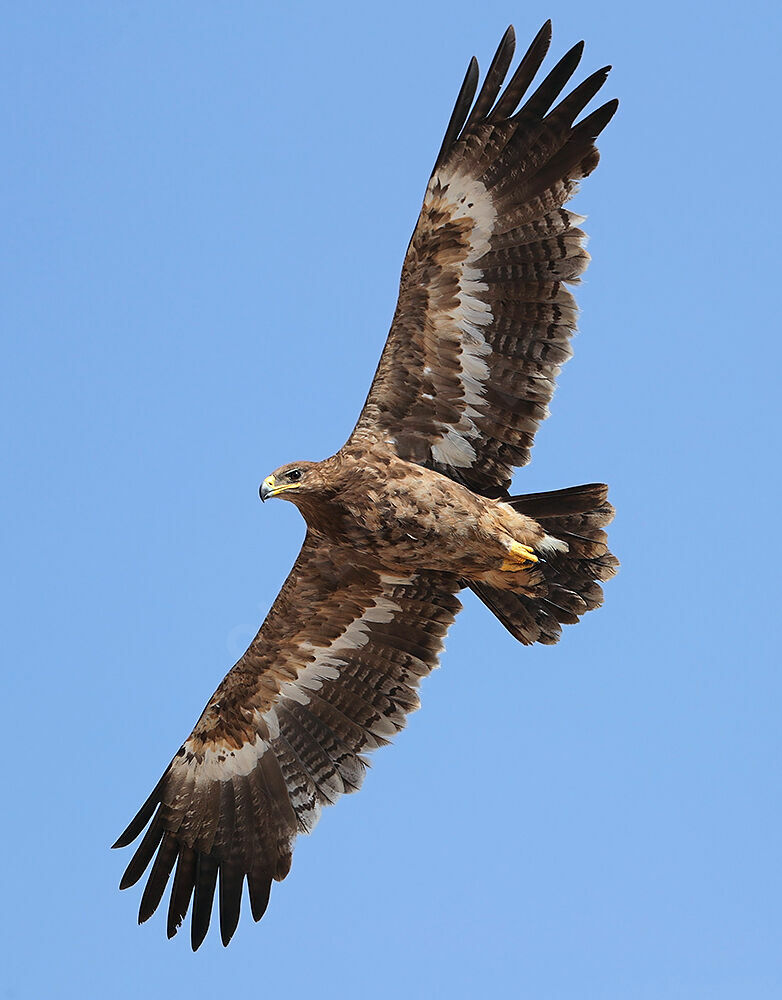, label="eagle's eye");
[287,469,302,482]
